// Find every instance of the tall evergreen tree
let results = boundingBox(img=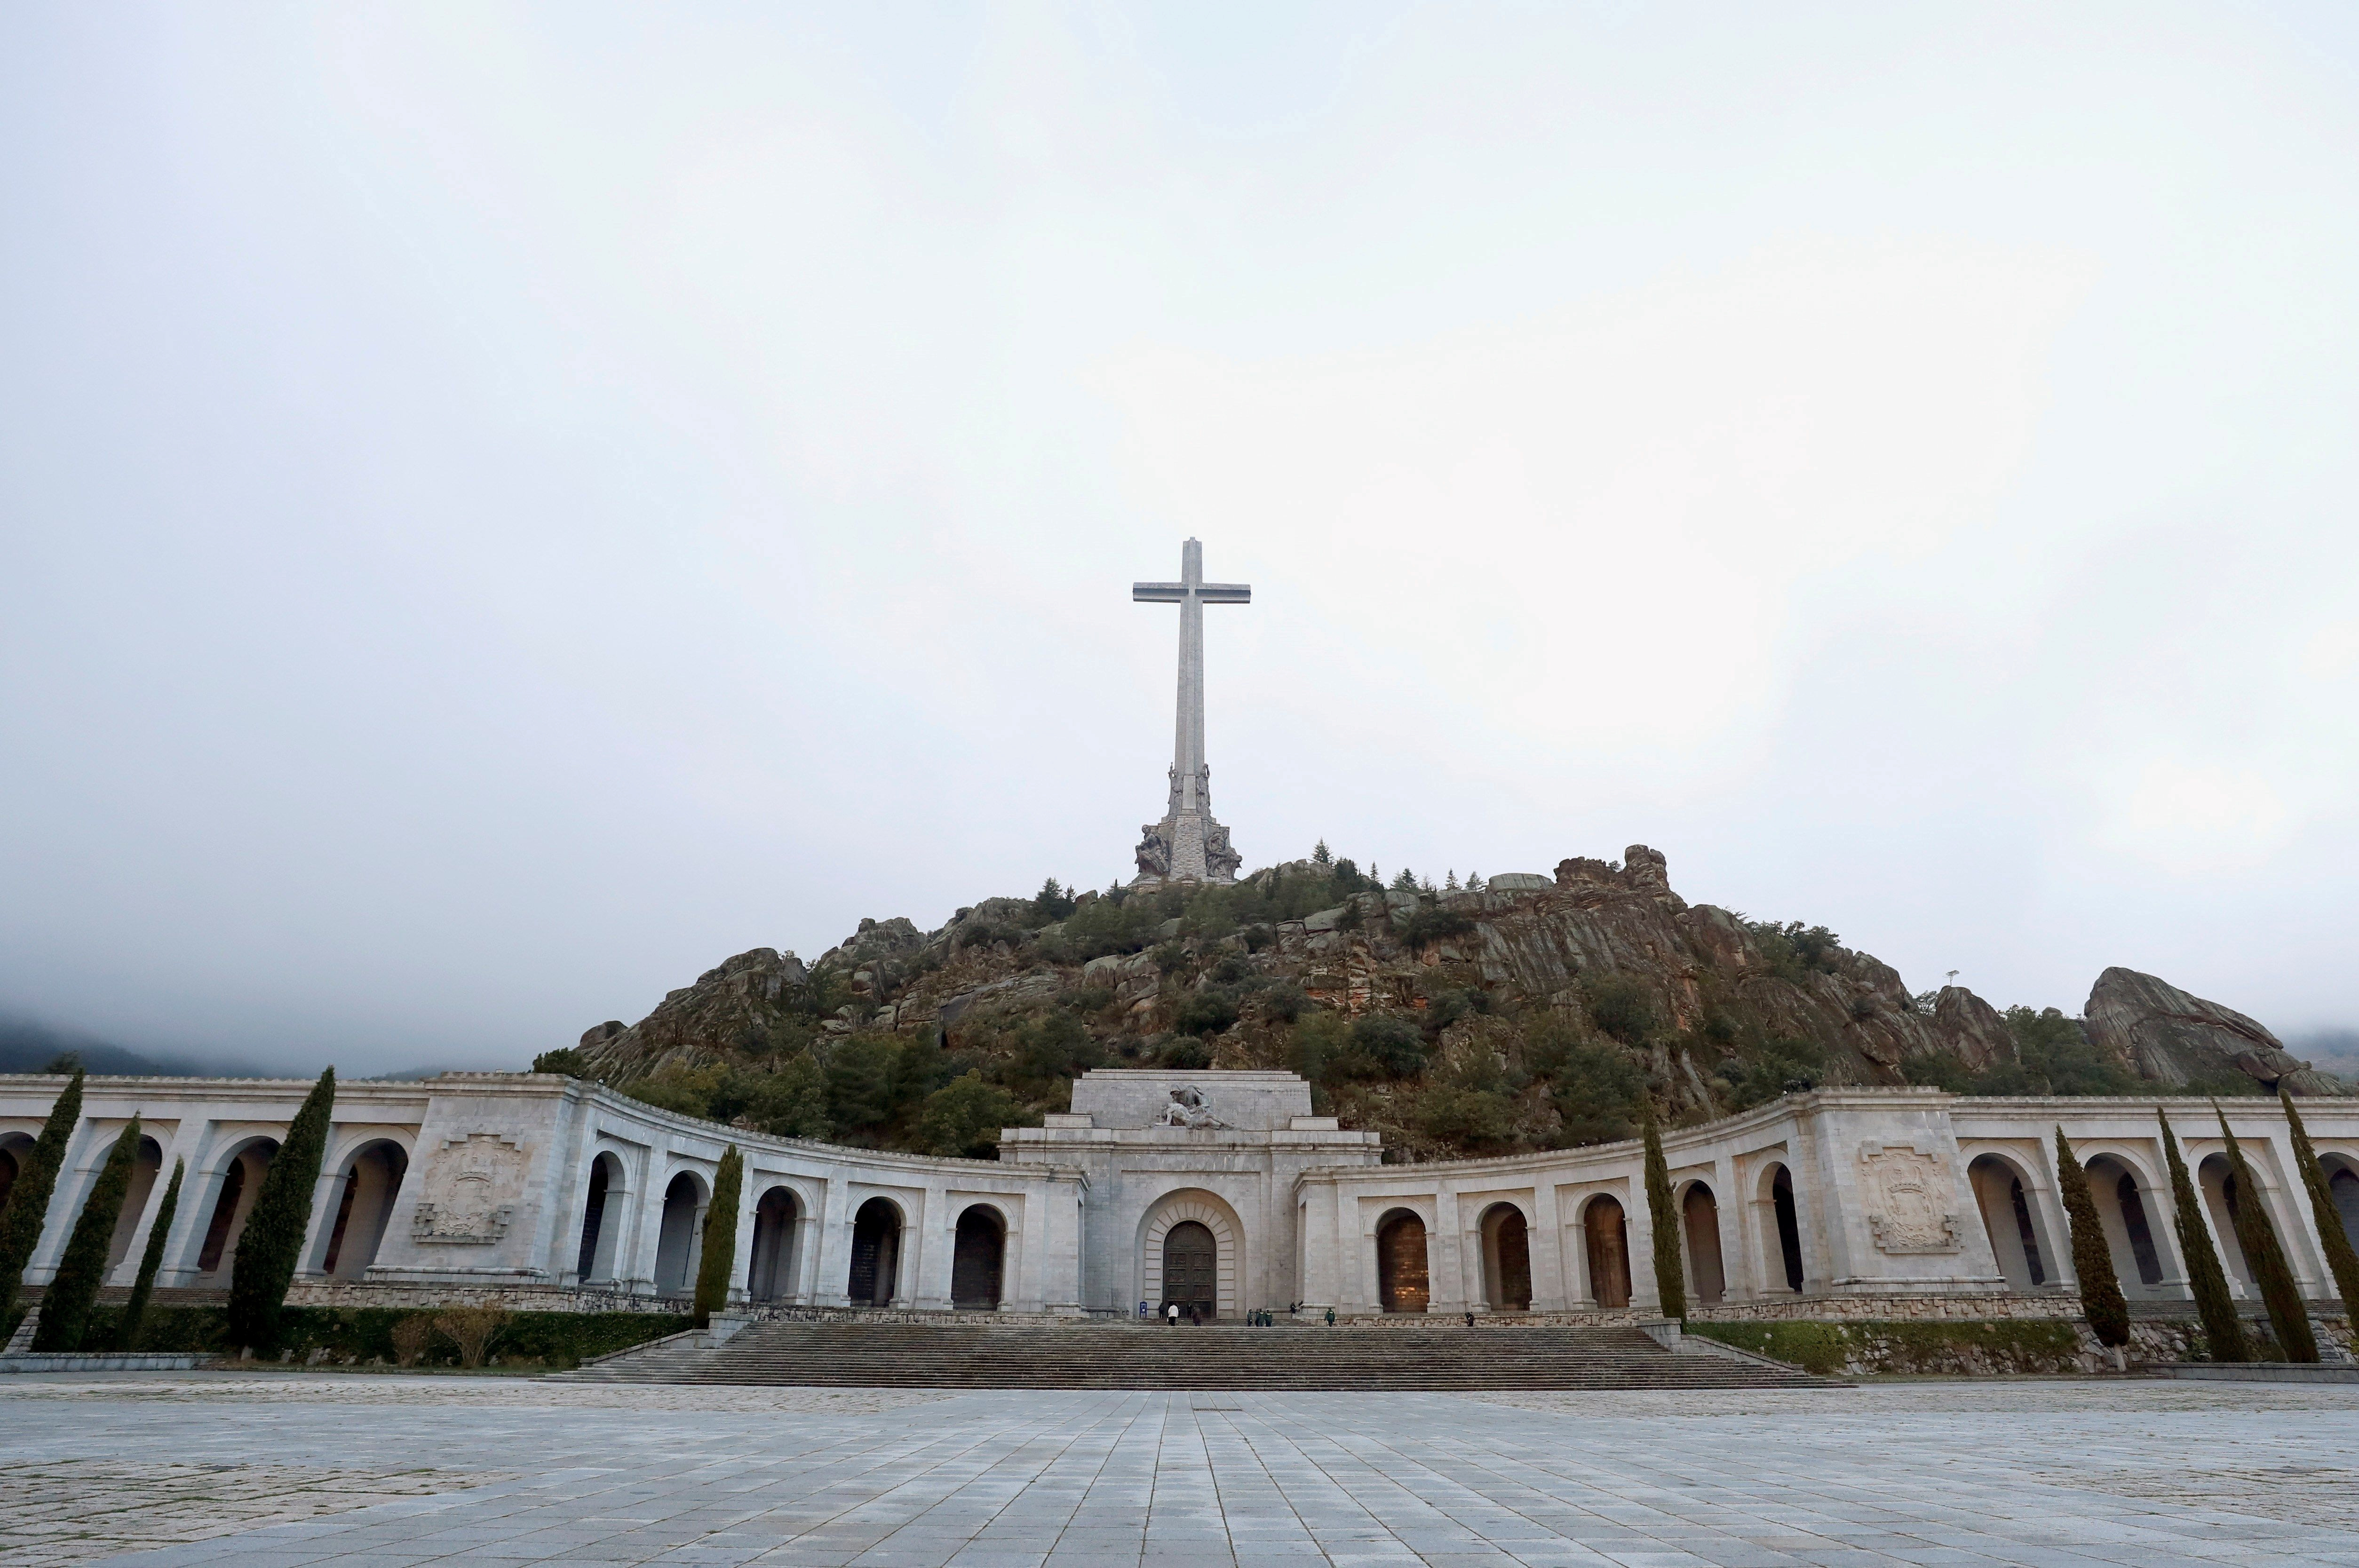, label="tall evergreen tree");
[2216,1107,2317,1362]
[2053,1126,2130,1351]
[226,1067,335,1353]
[693,1146,744,1330]
[0,1069,83,1318]
[2279,1088,2359,1313]
[118,1158,183,1352]
[1641,1106,1685,1320]
[2160,1108,2247,1362]
[33,1117,143,1353]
